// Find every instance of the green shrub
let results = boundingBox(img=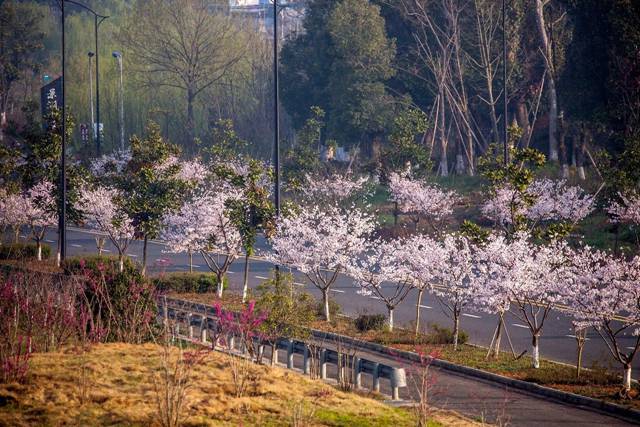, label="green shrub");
[63,255,156,343]
[63,255,137,275]
[355,313,387,332]
[316,297,342,321]
[0,243,51,260]
[152,272,227,294]
[428,324,468,345]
